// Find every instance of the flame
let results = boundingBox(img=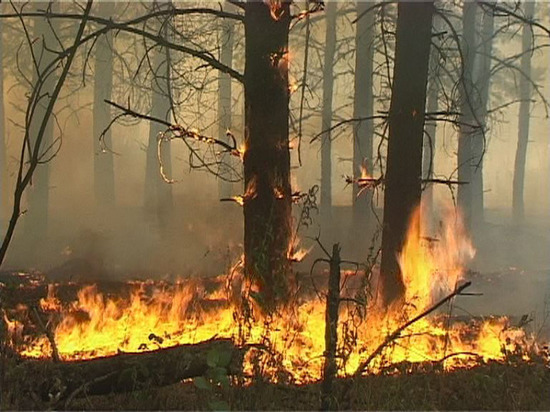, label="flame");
[265,0,284,21]
[12,205,536,382]
[360,161,370,180]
